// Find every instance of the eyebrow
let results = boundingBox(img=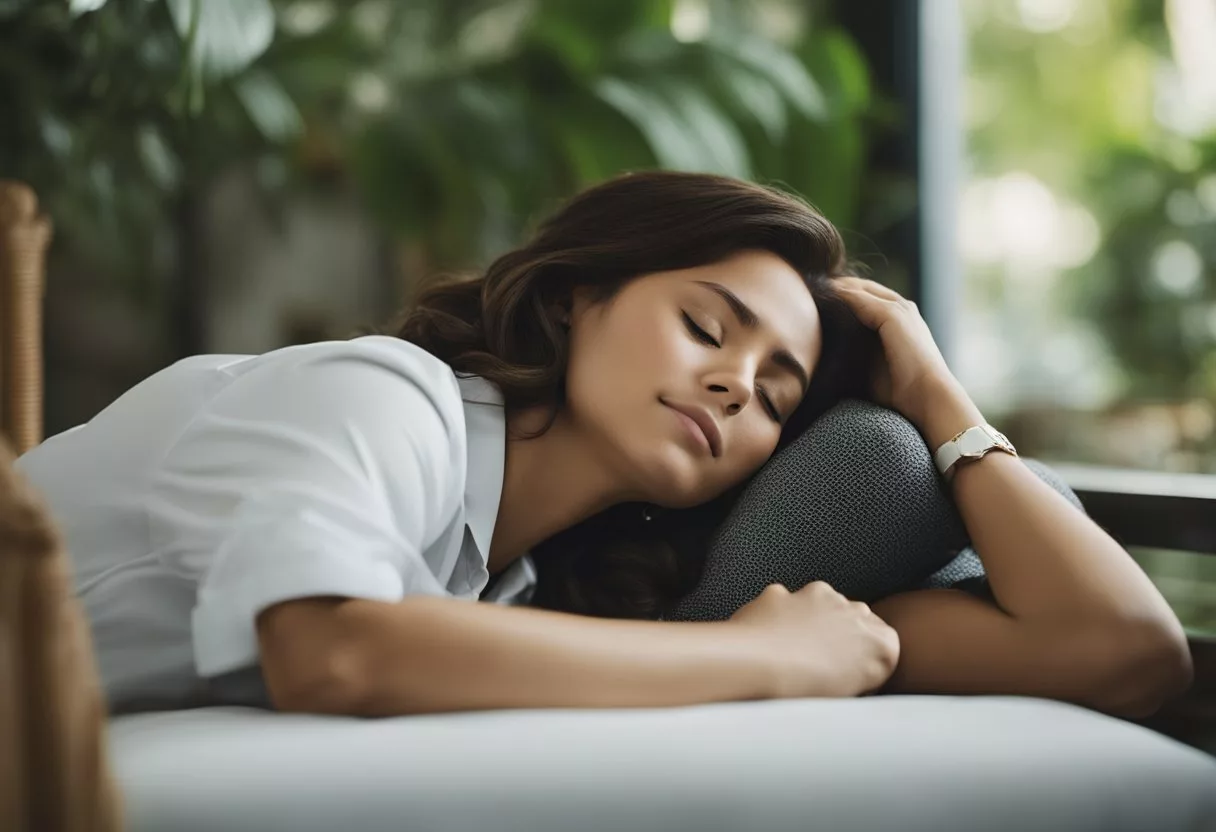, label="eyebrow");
[693,280,811,395]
